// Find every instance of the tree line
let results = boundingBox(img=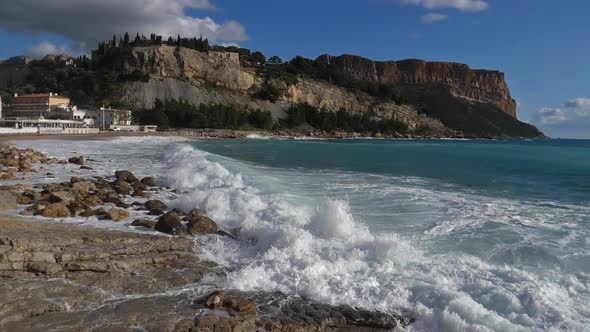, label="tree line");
[136,98,274,130]
[282,103,408,134]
